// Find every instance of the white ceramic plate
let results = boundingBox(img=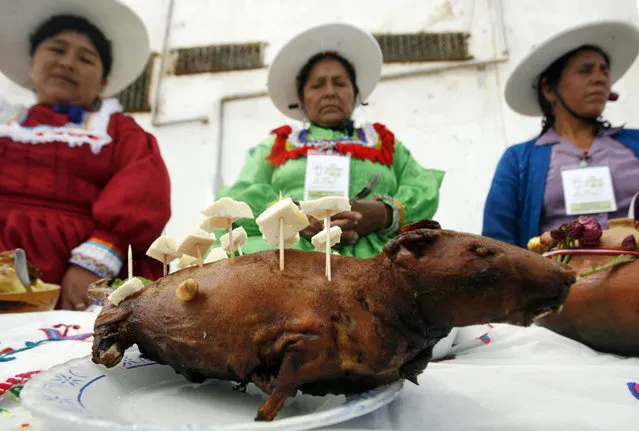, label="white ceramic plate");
[432,327,458,360]
[21,346,403,431]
